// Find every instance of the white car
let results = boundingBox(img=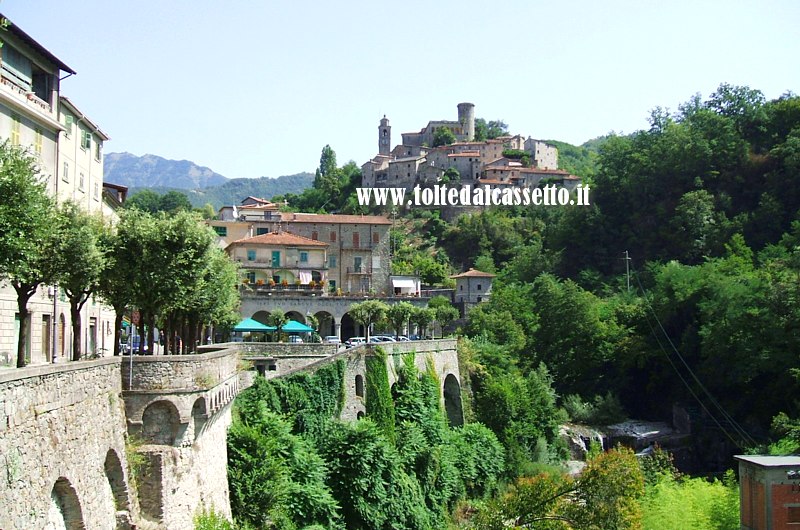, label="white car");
[324,336,341,344]
[345,337,366,347]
